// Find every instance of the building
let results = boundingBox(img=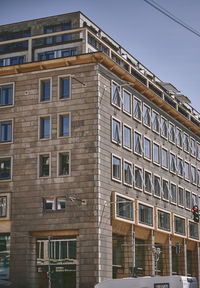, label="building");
[0,11,200,288]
